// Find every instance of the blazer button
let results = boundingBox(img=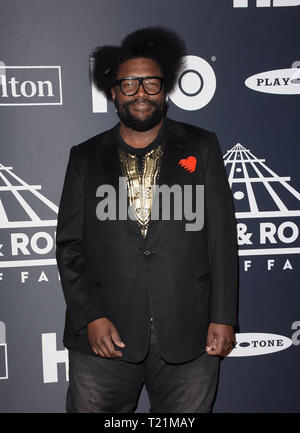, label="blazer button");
[144,249,151,256]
